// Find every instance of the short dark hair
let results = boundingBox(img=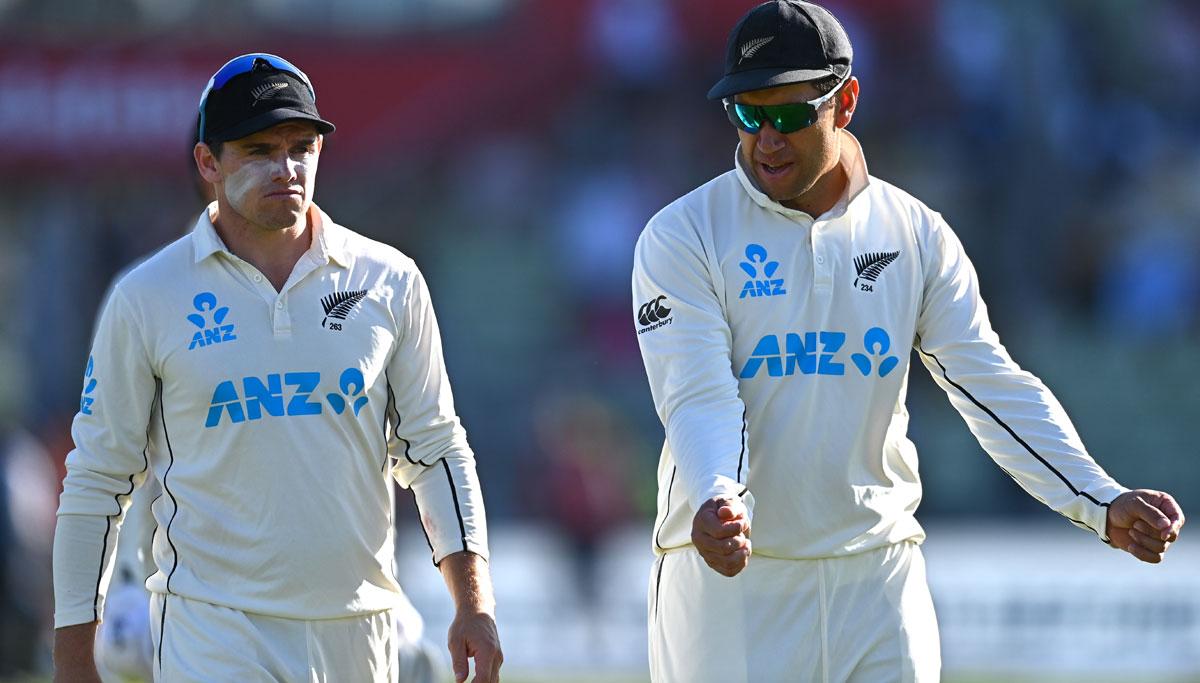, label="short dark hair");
[809,73,844,96]
[195,114,225,158]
